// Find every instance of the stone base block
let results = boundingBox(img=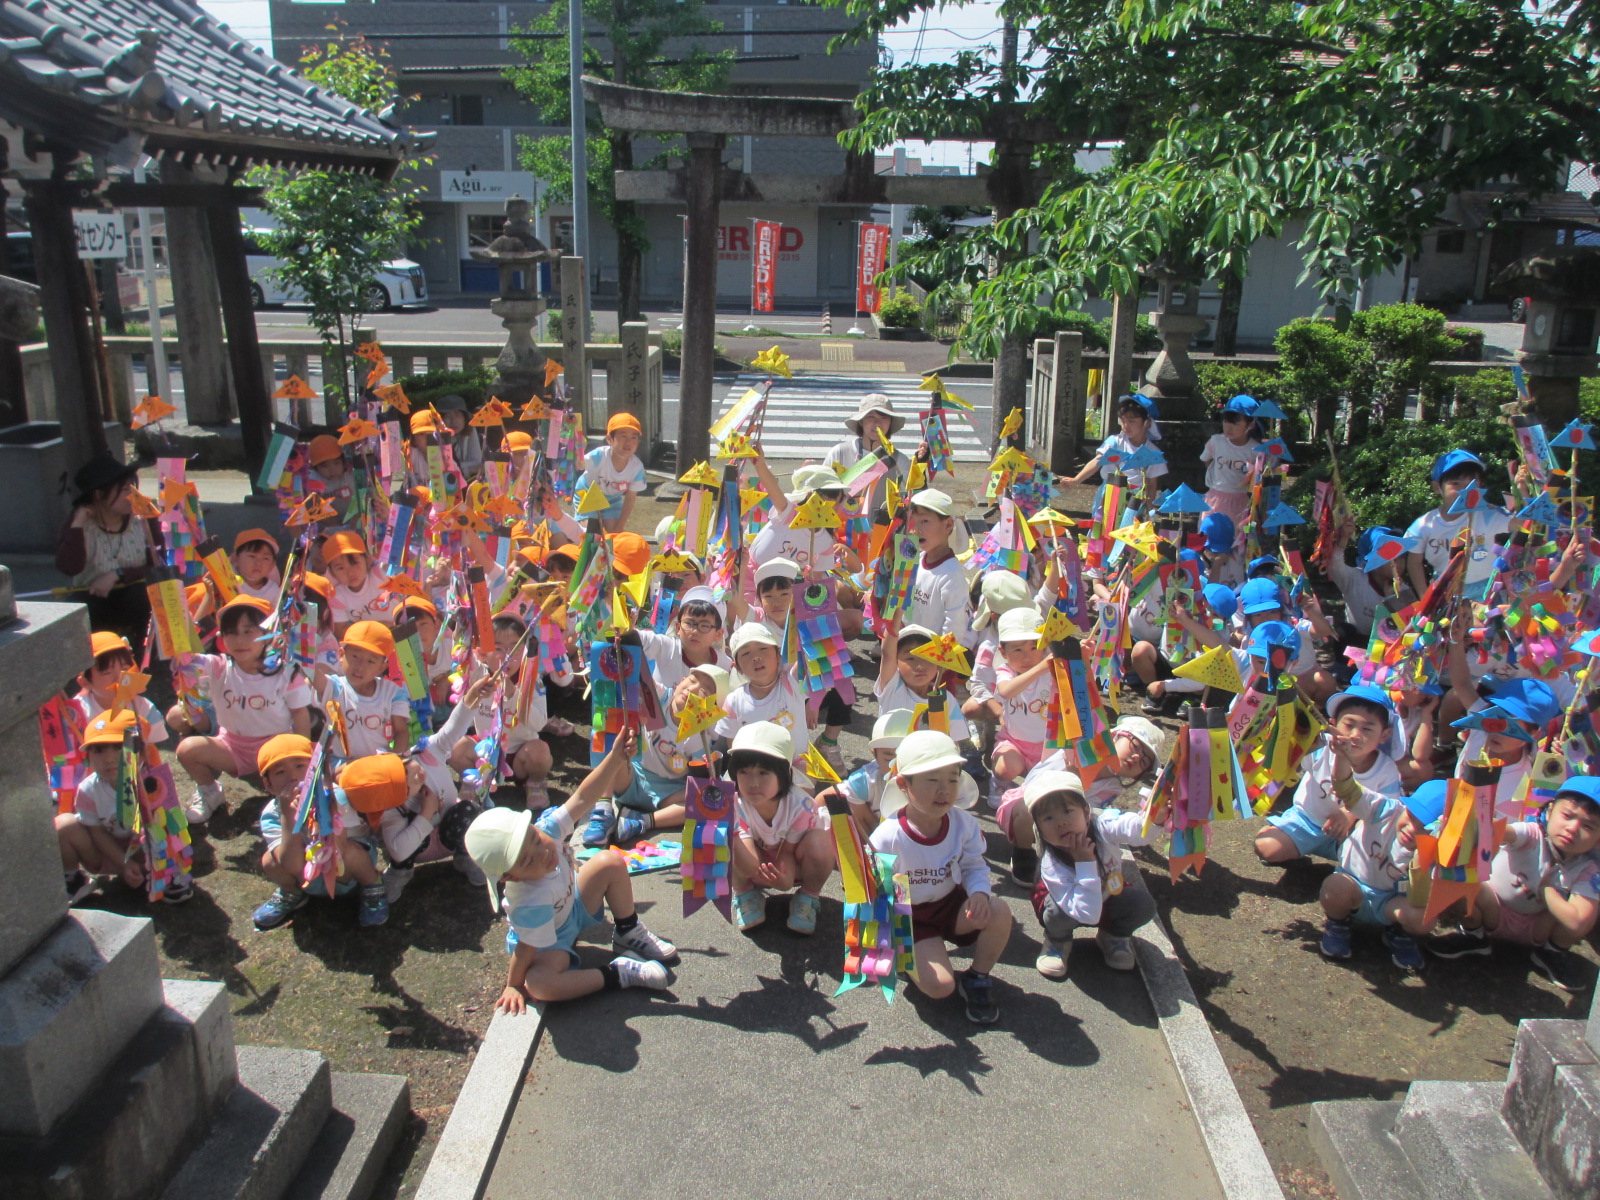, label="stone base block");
[1394,1080,1555,1200]
[1534,1063,1600,1200]
[1308,1099,1425,1200]
[159,1045,331,1200]
[285,1073,410,1200]
[132,421,246,471]
[1503,1019,1596,1154]
[0,909,162,1135]
[0,979,235,1200]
